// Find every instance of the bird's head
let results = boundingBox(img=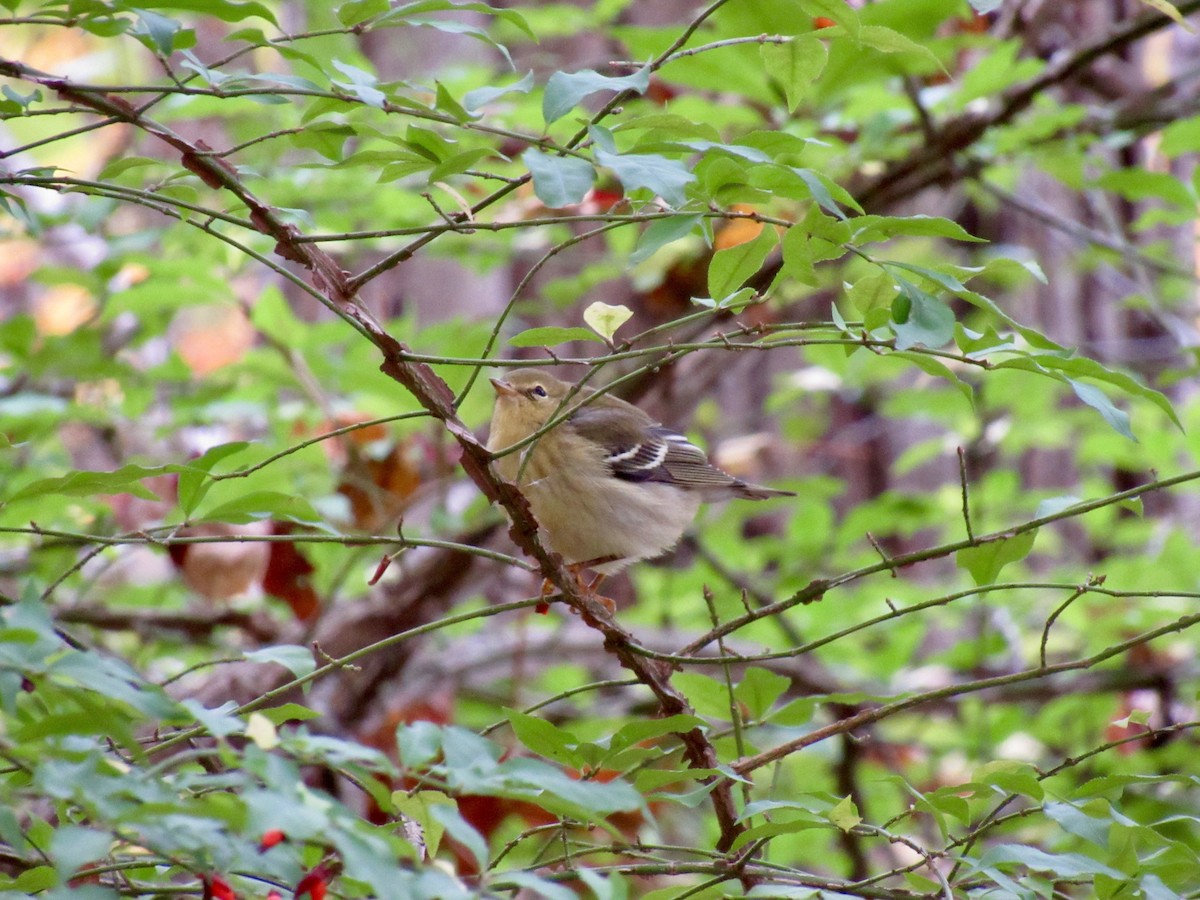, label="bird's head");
[489,369,576,436]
